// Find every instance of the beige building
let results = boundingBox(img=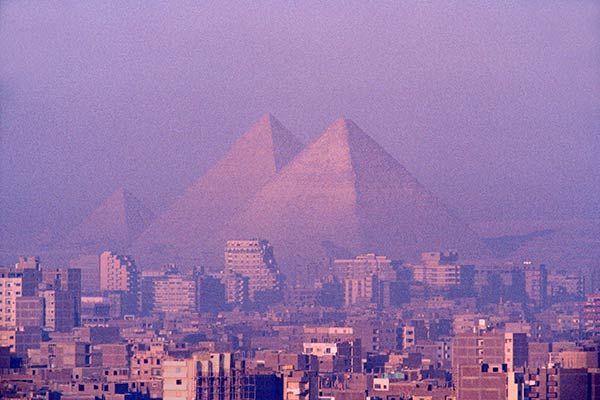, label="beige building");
[131,342,166,378]
[522,261,548,307]
[162,352,238,400]
[0,268,25,327]
[14,256,40,271]
[224,239,280,303]
[162,358,198,400]
[333,253,395,280]
[99,251,140,314]
[283,370,318,400]
[0,328,17,352]
[302,340,362,373]
[333,253,395,306]
[151,271,196,314]
[223,272,249,305]
[100,251,139,292]
[412,251,462,288]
